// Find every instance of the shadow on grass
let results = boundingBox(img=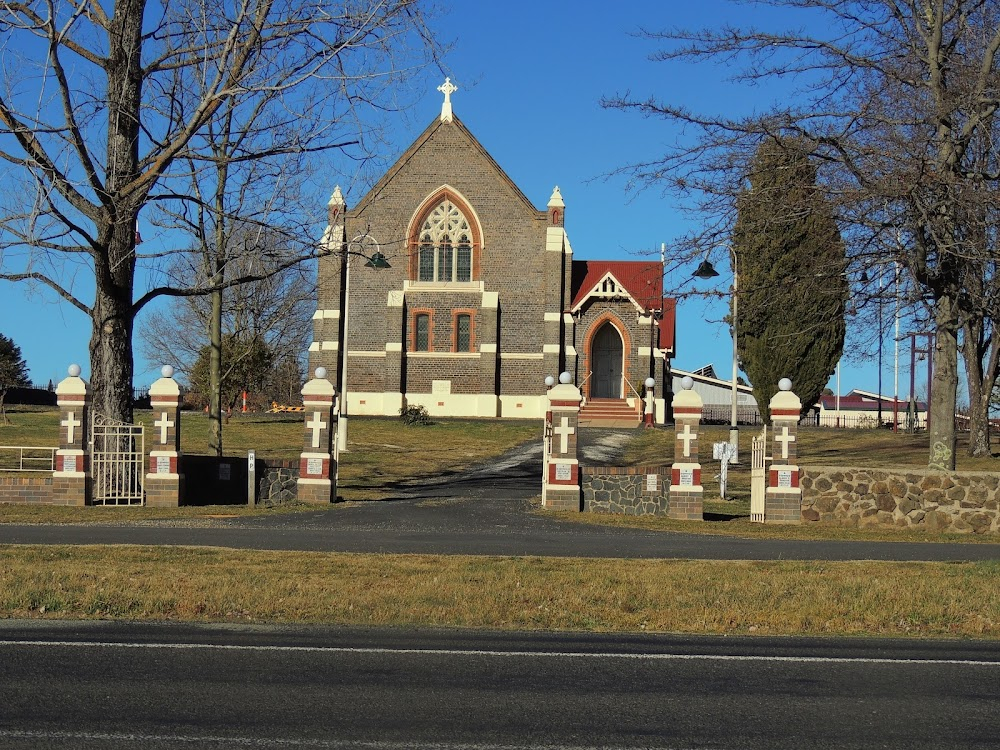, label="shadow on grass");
[703,511,751,523]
